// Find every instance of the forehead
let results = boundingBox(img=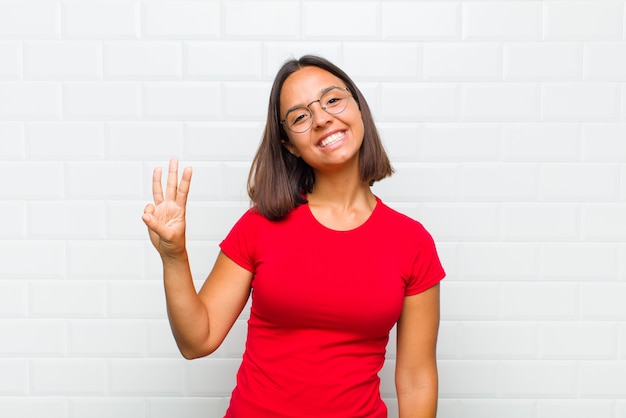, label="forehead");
[279,66,345,109]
